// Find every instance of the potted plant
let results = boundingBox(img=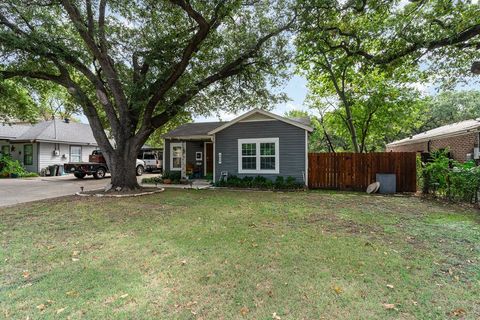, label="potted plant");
[162,171,172,184]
